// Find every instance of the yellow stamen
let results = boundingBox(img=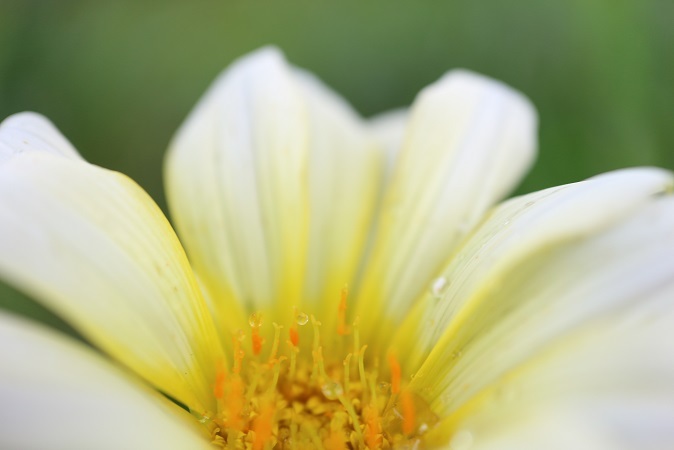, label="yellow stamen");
[343,353,352,394]
[202,302,434,448]
[358,345,368,393]
[268,322,282,363]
